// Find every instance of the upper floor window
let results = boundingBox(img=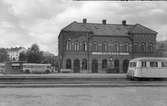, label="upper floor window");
[149,42,153,53]
[102,42,108,52]
[66,39,71,51]
[114,41,119,52]
[109,41,114,51]
[134,42,138,53]
[128,43,132,52]
[141,42,146,53]
[82,41,87,51]
[92,41,98,51]
[74,41,79,51]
